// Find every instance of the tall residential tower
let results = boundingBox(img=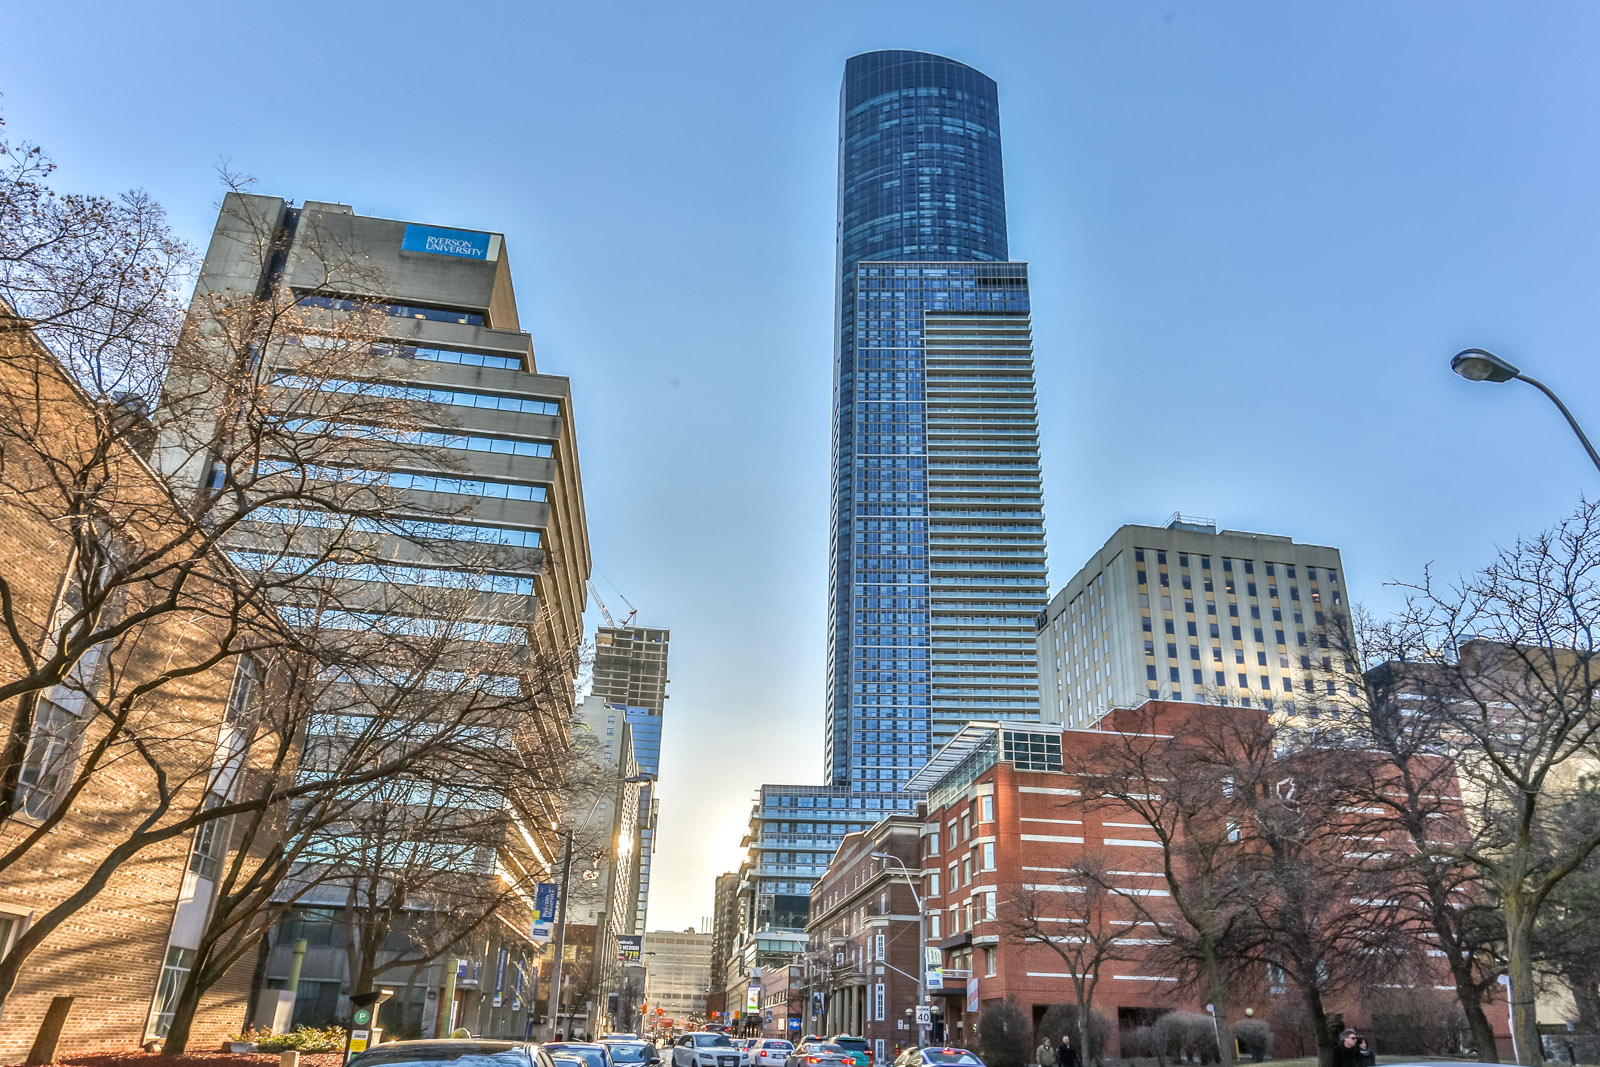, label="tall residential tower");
[826,51,1049,792]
